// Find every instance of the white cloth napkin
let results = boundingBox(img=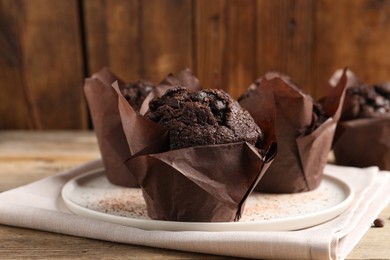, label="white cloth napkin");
[0,159,389,260]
